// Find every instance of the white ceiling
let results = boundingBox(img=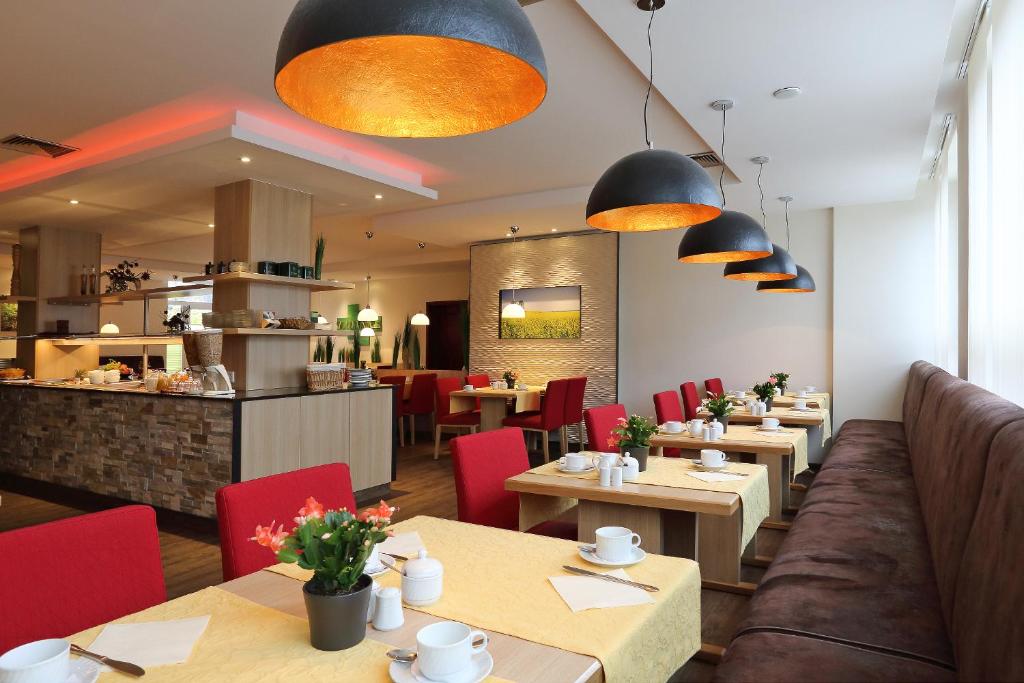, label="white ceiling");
[0,0,969,269]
